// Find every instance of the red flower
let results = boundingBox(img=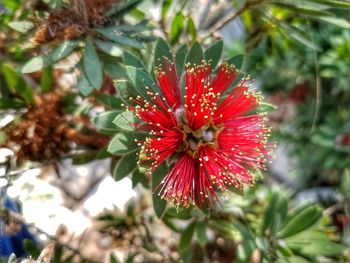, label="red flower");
[128,60,272,207]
